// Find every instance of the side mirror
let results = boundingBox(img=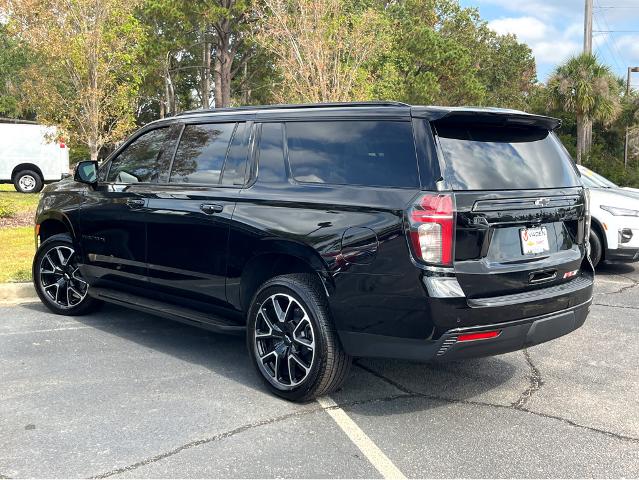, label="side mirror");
[74,160,98,186]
